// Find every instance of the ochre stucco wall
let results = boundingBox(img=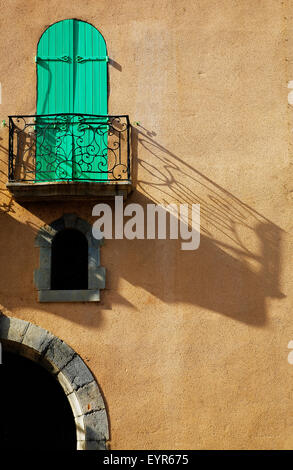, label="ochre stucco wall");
[0,0,293,449]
